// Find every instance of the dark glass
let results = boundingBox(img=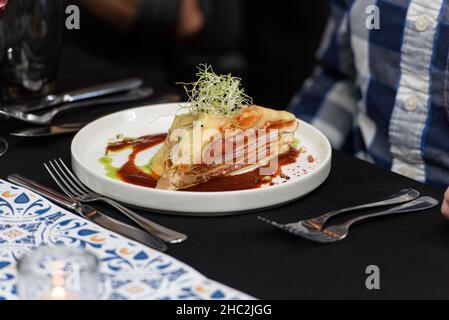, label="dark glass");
[0,0,63,102]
